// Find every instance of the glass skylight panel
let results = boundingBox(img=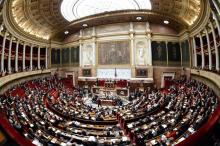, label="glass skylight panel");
[61,0,152,22]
